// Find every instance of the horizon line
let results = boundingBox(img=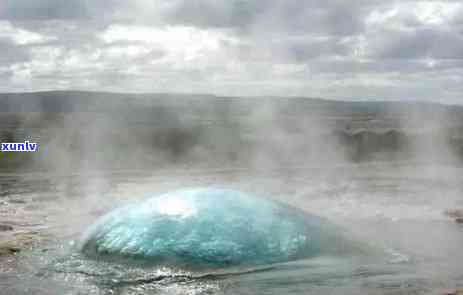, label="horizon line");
[0,89,457,106]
